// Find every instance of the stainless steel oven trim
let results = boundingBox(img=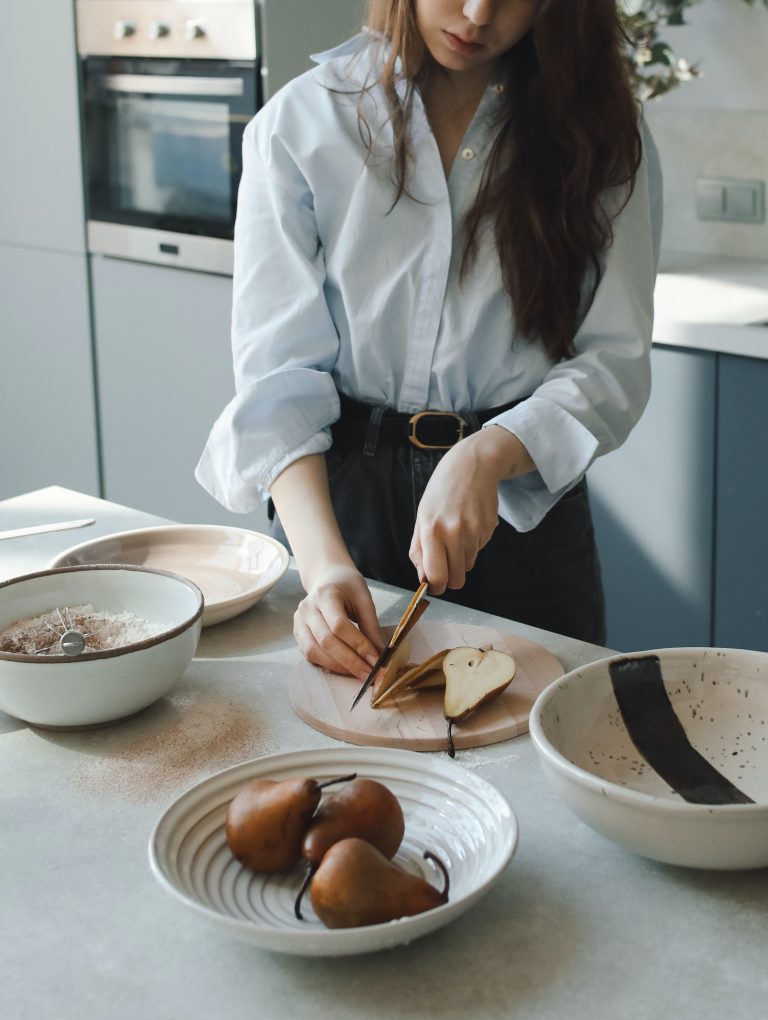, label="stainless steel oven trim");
[88,221,234,276]
[104,73,245,96]
[76,0,258,61]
